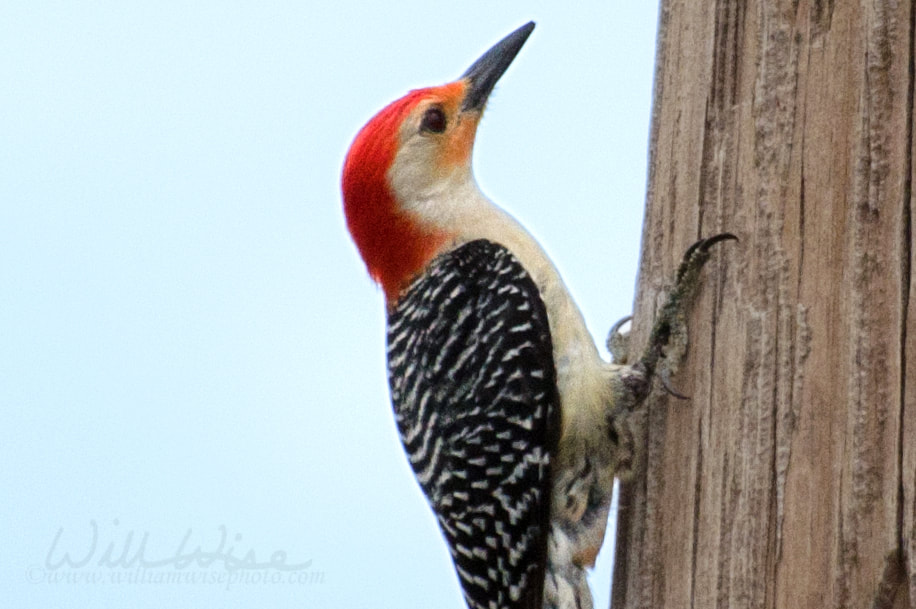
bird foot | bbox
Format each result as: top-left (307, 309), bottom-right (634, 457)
top-left (609, 233), bottom-right (736, 416)
top-left (640, 232), bottom-right (738, 385)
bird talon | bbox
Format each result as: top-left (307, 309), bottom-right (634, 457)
top-left (609, 315), bottom-right (632, 337)
top-left (698, 232), bottom-right (739, 251)
top-left (606, 315), bottom-right (632, 364)
top-left (676, 233), bottom-right (739, 283)
top-left (659, 370), bottom-right (690, 400)
top-left (640, 233), bottom-right (737, 378)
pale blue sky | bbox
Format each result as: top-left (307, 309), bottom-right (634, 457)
top-left (1, 2), bottom-right (658, 607)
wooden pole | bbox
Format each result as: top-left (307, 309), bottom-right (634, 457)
top-left (611, 1), bottom-right (916, 607)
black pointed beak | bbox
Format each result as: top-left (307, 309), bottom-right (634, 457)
top-left (460, 21), bottom-right (534, 112)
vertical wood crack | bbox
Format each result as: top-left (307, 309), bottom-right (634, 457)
top-left (897, 0), bottom-right (914, 600)
top-left (689, 415), bottom-right (704, 609)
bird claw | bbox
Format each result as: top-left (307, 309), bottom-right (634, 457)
top-left (606, 315), bottom-right (632, 364)
top-left (658, 369), bottom-right (690, 401)
top-left (608, 234), bottom-right (735, 416)
top-left (675, 233), bottom-right (738, 284)
top-left (640, 232), bottom-right (738, 386)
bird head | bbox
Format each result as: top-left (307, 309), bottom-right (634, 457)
top-left (342, 22), bottom-right (535, 302)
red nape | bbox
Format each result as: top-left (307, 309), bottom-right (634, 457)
top-left (342, 88), bottom-right (449, 302)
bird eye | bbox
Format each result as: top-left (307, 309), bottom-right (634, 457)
top-left (420, 107), bottom-right (447, 134)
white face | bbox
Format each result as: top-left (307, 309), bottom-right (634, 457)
top-left (388, 100), bottom-right (462, 201)
top-left (386, 83), bottom-right (483, 227)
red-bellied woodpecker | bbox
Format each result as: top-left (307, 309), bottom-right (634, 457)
top-left (341, 21), bottom-right (735, 609)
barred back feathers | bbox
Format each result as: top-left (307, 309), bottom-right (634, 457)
top-left (387, 240), bottom-right (560, 609)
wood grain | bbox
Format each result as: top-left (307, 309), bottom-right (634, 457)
top-left (611, 1), bottom-right (915, 607)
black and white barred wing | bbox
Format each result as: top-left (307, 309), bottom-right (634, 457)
top-left (387, 240), bottom-right (560, 609)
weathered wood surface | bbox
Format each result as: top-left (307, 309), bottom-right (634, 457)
top-left (611, 1), bottom-right (915, 607)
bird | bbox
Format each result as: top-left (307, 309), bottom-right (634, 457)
top-left (341, 21), bottom-right (735, 609)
